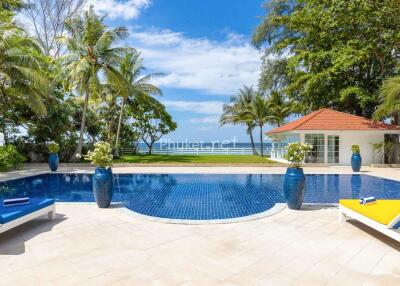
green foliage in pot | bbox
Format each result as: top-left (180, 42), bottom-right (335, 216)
top-left (48, 141), bottom-right (60, 153)
top-left (351, 144), bottom-right (360, 154)
top-left (0, 145), bottom-right (26, 171)
top-left (81, 141), bottom-right (113, 168)
top-left (284, 142), bottom-right (312, 168)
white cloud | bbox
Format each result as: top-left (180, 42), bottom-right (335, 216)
top-left (86, 0), bottom-right (151, 20)
top-left (128, 28), bottom-right (262, 95)
top-left (162, 100), bottom-right (224, 115)
top-left (189, 116), bottom-right (220, 124)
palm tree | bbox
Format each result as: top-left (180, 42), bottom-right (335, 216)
top-left (220, 86), bottom-right (258, 155)
top-left (114, 50), bottom-right (162, 157)
top-left (59, 6), bottom-right (128, 161)
top-left (373, 76), bottom-right (400, 125)
top-left (243, 92), bottom-right (278, 157)
top-left (0, 22), bottom-right (48, 116)
top-left (373, 76), bottom-right (400, 163)
top-left (267, 91), bottom-right (292, 126)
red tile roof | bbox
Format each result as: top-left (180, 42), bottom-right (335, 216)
top-left (266, 108), bottom-right (400, 135)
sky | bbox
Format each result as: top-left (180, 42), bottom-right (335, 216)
top-left (89, 0), bottom-right (268, 142)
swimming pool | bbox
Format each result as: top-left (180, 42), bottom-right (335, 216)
top-left (0, 173), bottom-right (399, 220)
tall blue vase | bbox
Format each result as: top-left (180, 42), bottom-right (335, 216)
top-left (93, 167), bottom-right (113, 208)
top-left (48, 153), bottom-right (59, 172)
top-left (351, 153), bottom-right (362, 172)
top-left (283, 167), bottom-right (306, 210)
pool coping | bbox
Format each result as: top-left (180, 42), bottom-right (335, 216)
top-left (57, 202), bottom-right (288, 224)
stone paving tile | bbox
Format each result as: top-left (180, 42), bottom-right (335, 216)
top-left (0, 203), bottom-right (399, 285)
top-left (0, 166), bottom-right (399, 285)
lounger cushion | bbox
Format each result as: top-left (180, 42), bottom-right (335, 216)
top-left (0, 198), bottom-right (54, 224)
top-left (339, 199), bottom-right (400, 226)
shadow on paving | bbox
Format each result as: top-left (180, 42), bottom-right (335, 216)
top-left (348, 220), bottom-right (400, 251)
top-left (0, 213), bottom-right (66, 255)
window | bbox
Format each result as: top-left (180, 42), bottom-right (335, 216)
top-left (328, 135), bottom-right (340, 164)
top-left (305, 134), bottom-right (325, 163)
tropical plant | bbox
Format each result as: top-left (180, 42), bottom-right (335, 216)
top-left (114, 49), bottom-right (162, 157)
top-left (0, 145), bottom-right (25, 171)
top-left (284, 143), bottom-right (312, 168)
top-left (373, 76), bottom-right (400, 125)
top-left (351, 144), bottom-right (360, 154)
top-left (220, 86), bottom-right (258, 155)
top-left (0, 23), bottom-right (48, 117)
top-left (82, 141), bottom-right (113, 168)
top-left (59, 6), bottom-right (129, 161)
top-left (243, 92), bottom-right (278, 157)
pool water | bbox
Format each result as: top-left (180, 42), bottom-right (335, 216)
top-left (0, 173), bottom-right (399, 220)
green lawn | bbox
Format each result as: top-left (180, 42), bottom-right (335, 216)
top-left (115, 154), bottom-right (281, 164)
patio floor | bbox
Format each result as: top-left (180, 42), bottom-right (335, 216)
top-left (0, 166), bottom-right (399, 285)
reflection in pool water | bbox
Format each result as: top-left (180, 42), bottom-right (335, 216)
top-left (0, 174), bottom-right (399, 220)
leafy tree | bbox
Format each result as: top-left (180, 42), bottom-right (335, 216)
top-left (0, 0), bottom-right (23, 22)
top-left (253, 0), bottom-right (400, 117)
top-left (243, 93), bottom-right (278, 157)
top-left (220, 86), bottom-right (258, 155)
top-left (114, 50), bottom-right (161, 157)
top-left (59, 6), bottom-right (129, 161)
top-left (129, 99), bottom-right (177, 155)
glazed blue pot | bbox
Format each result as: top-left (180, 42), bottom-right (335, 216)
top-left (93, 167), bottom-right (113, 208)
top-left (283, 167), bottom-right (306, 210)
top-left (351, 153), bottom-right (362, 172)
top-left (48, 153), bottom-right (59, 172)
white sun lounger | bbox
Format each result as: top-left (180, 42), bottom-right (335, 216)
top-left (339, 199), bottom-right (400, 243)
top-left (0, 198), bottom-right (56, 234)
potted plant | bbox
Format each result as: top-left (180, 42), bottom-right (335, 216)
top-left (351, 144), bottom-right (362, 172)
top-left (283, 142), bottom-right (312, 210)
top-left (82, 141), bottom-right (114, 208)
top-left (48, 142), bottom-right (60, 172)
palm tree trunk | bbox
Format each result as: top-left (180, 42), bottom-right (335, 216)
top-left (248, 127), bottom-right (258, 155)
top-left (71, 92), bottom-right (90, 162)
top-left (107, 119), bottom-right (113, 143)
top-left (392, 112), bottom-right (400, 163)
top-left (259, 125), bottom-right (264, 157)
top-left (114, 98), bottom-right (125, 157)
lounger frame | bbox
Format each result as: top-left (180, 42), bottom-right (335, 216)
top-left (0, 204), bottom-right (56, 234)
top-left (339, 204), bottom-right (400, 242)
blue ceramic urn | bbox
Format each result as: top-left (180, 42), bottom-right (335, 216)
top-left (351, 153), bottom-right (362, 172)
top-left (48, 153), bottom-right (59, 172)
top-left (92, 167), bottom-right (113, 208)
top-left (283, 167), bottom-right (306, 210)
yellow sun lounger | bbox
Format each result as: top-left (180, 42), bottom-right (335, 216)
top-left (339, 199), bottom-right (400, 242)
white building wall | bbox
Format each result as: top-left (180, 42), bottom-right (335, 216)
top-left (0, 133), bottom-right (4, 146)
top-left (298, 130), bottom-right (391, 166)
top-left (337, 131), bottom-right (384, 165)
top-left (269, 130), bottom-right (400, 166)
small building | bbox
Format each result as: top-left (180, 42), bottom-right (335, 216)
top-left (266, 108), bottom-right (400, 165)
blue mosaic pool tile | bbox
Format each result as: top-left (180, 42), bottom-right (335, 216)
top-left (0, 173), bottom-right (399, 220)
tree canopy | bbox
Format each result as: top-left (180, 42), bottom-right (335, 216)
top-left (253, 0), bottom-right (400, 117)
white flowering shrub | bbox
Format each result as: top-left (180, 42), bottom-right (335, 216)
top-left (284, 142), bottom-right (312, 168)
top-left (351, 144), bottom-right (360, 154)
top-left (82, 141), bottom-right (113, 168)
top-left (48, 141), bottom-right (60, 153)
